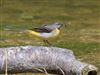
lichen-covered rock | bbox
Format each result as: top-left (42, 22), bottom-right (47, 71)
top-left (0, 46), bottom-right (98, 75)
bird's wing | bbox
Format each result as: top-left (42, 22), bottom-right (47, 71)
top-left (40, 24), bottom-right (55, 30)
top-left (31, 27), bottom-right (52, 33)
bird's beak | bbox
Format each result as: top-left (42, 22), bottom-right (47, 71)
top-left (64, 22), bottom-right (71, 28)
top-left (62, 24), bottom-right (66, 28)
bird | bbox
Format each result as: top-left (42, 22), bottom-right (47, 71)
top-left (26, 22), bottom-right (64, 45)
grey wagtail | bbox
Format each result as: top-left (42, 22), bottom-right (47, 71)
top-left (26, 22), bottom-right (64, 45)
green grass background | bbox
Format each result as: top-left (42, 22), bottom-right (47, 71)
top-left (0, 0), bottom-right (100, 75)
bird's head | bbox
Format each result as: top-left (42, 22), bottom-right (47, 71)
top-left (53, 22), bottom-right (66, 29)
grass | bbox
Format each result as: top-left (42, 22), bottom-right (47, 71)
top-left (0, 0), bottom-right (100, 75)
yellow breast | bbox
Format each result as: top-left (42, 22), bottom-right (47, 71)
top-left (51, 28), bottom-right (60, 37)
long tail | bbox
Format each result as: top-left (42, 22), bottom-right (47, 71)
top-left (25, 30), bottom-right (40, 36)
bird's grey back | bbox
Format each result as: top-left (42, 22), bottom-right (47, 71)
top-left (41, 22), bottom-right (62, 30)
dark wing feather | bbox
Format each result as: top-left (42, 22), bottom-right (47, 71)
top-left (31, 27), bottom-right (52, 33)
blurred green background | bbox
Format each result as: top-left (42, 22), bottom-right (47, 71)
top-left (0, 0), bottom-right (100, 75)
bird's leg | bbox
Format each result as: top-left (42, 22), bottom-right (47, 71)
top-left (43, 40), bottom-right (52, 46)
top-left (43, 40), bottom-right (47, 45)
top-left (45, 40), bottom-right (51, 46)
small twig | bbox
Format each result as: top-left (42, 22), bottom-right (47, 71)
top-left (42, 67), bottom-right (50, 75)
top-left (56, 65), bottom-right (65, 75)
top-left (34, 68), bottom-right (44, 73)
